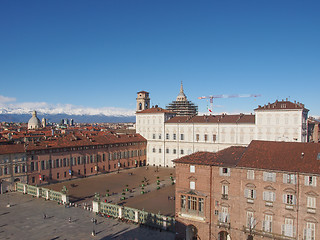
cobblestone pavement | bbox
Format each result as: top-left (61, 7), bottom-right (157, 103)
top-left (0, 192), bottom-right (175, 240)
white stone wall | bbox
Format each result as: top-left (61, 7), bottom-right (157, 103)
top-left (136, 107), bottom-right (308, 167)
top-left (255, 109), bottom-right (307, 142)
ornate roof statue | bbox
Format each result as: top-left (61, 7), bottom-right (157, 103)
top-left (176, 81), bottom-right (187, 101)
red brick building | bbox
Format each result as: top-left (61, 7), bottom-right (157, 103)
top-left (26, 132), bottom-right (147, 185)
top-left (174, 140), bottom-right (320, 240)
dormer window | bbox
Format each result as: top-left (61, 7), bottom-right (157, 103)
top-left (220, 167), bottom-right (230, 177)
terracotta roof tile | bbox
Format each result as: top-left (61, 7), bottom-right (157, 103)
top-left (238, 140), bottom-right (320, 174)
top-left (173, 146), bottom-right (246, 166)
top-left (0, 144), bottom-right (25, 155)
top-left (254, 100), bottom-right (309, 111)
top-left (166, 114), bottom-right (255, 124)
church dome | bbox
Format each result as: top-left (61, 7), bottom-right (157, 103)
top-left (28, 111), bottom-right (41, 130)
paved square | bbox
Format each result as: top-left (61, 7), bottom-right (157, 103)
top-left (0, 192), bottom-right (175, 240)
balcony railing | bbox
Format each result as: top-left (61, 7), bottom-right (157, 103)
top-left (221, 194), bottom-right (228, 200)
top-left (243, 226), bottom-right (295, 240)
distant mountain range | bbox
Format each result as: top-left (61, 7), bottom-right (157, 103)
top-left (0, 113), bottom-right (135, 123)
top-left (0, 105), bottom-right (136, 123)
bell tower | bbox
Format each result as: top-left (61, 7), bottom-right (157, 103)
top-left (136, 91), bottom-right (150, 112)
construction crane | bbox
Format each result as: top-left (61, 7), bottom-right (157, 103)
top-left (198, 94), bottom-right (261, 113)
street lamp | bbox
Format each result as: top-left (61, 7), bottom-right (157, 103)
top-left (91, 217), bottom-right (96, 236)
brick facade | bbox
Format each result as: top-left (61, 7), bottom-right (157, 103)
top-left (174, 141), bottom-right (320, 240)
top-left (25, 133), bottom-right (147, 185)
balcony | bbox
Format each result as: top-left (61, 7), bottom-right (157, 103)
top-left (247, 198), bottom-right (254, 204)
top-left (218, 213), bottom-right (230, 229)
top-left (265, 201), bottom-right (273, 207)
top-left (285, 204), bottom-right (294, 210)
top-left (243, 226), bottom-right (295, 240)
top-left (307, 207), bottom-right (316, 214)
top-left (221, 194), bottom-right (228, 200)
top-left (179, 208), bottom-right (205, 221)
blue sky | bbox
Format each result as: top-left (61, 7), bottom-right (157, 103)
top-left (0, 0), bottom-right (319, 116)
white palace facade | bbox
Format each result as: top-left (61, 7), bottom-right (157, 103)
top-left (135, 90), bottom-right (309, 168)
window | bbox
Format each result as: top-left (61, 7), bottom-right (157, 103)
top-left (190, 165), bottom-right (195, 173)
top-left (190, 181), bottom-right (195, 190)
top-left (188, 196), bottom-right (197, 211)
top-left (181, 195), bottom-right (204, 216)
top-left (57, 173), bottom-right (60, 179)
top-left (166, 148), bottom-right (169, 154)
top-left (283, 173), bottom-right (297, 184)
top-left (31, 162), bottom-right (35, 171)
top-left (64, 172), bottom-right (66, 177)
top-left (32, 177), bottom-right (35, 183)
top-left (282, 218), bottom-right (294, 237)
top-left (245, 188), bottom-right (256, 199)
top-left (180, 134), bottom-right (184, 140)
top-left (247, 211), bottom-right (255, 228)
top-left (219, 207), bottom-right (229, 223)
top-left (307, 196), bottom-right (316, 209)
top-left (304, 222), bottom-right (315, 240)
top-left (222, 185), bottom-right (229, 199)
top-left (198, 198), bottom-right (204, 212)
top-left (166, 133), bottom-right (169, 140)
top-left (263, 191), bottom-right (276, 202)
top-left (152, 134), bottom-right (156, 139)
top-left (213, 134), bottom-right (217, 142)
top-left (219, 167), bottom-right (230, 176)
top-left (159, 148), bottom-right (162, 153)
top-left (180, 149), bottom-right (184, 154)
top-left (283, 194), bottom-right (296, 205)
top-left (247, 170), bottom-right (255, 180)
top-left (263, 172), bottom-right (276, 182)
top-left (204, 134), bottom-right (208, 142)
top-left (305, 176), bottom-right (317, 187)
top-left (196, 134), bottom-right (199, 141)
top-left (173, 134), bottom-right (176, 140)
top-left (152, 148), bottom-right (156, 153)
top-left (263, 215), bottom-right (272, 232)
top-left (181, 195), bottom-right (186, 209)
top-left (173, 149), bottom-right (177, 154)
top-left (158, 134), bottom-right (161, 139)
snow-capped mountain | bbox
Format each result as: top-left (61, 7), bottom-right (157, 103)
top-left (0, 103), bottom-right (136, 123)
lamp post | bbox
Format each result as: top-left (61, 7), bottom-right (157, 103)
top-left (91, 217), bottom-right (96, 236)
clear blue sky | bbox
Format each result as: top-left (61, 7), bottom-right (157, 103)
top-left (0, 0), bottom-right (319, 116)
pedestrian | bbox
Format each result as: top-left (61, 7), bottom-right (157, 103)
top-left (43, 213), bottom-right (47, 219)
top-left (69, 217), bottom-right (71, 223)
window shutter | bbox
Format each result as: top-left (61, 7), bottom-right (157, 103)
top-left (244, 188), bottom-right (249, 198)
top-left (253, 190), bottom-right (257, 199)
top-left (293, 175), bottom-right (297, 185)
top-left (263, 191), bottom-right (267, 201)
top-left (281, 225), bottom-right (285, 235)
top-left (219, 168), bottom-right (223, 176)
top-left (293, 195), bottom-right (296, 205)
top-left (305, 176), bottom-right (309, 186)
top-left (272, 192), bottom-right (276, 202)
top-left (227, 168), bottom-right (231, 176)
top-left (272, 173), bottom-right (276, 182)
top-left (283, 194), bottom-right (287, 204)
top-left (263, 172), bottom-right (267, 181)
top-left (283, 174), bottom-right (288, 183)
top-left (313, 176), bottom-right (317, 187)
